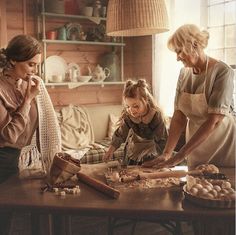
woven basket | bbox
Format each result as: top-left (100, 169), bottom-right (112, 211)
top-left (49, 152), bottom-right (81, 184)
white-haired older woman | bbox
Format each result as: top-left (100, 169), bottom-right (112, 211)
top-left (144, 24), bottom-right (235, 169)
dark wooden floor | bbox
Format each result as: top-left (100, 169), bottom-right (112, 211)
top-left (9, 212), bottom-right (194, 235)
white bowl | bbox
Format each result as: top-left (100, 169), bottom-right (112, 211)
top-left (77, 76), bottom-right (92, 83)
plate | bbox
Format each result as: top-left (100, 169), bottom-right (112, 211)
top-left (66, 23), bottom-right (82, 40)
top-left (183, 185), bottom-right (235, 209)
top-left (44, 55), bottom-right (67, 82)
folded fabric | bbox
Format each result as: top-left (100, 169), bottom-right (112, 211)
top-left (57, 105), bottom-right (94, 150)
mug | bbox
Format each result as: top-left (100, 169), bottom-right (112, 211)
top-left (82, 7), bottom-right (93, 17)
top-left (58, 26), bottom-right (67, 40)
top-left (51, 75), bottom-right (63, 83)
top-left (46, 30), bottom-right (57, 40)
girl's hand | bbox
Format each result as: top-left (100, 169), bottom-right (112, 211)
top-left (103, 145), bottom-right (116, 163)
top-left (142, 153), bottom-right (171, 168)
top-left (24, 76), bottom-right (40, 104)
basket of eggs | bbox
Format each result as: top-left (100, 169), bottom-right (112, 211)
top-left (183, 164), bottom-right (235, 208)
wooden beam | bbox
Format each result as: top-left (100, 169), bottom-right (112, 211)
top-left (0, 0), bottom-right (7, 47)
top-left (22, 0), bottom-right (27, 34)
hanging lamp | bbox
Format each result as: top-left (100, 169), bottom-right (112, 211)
top-left (106, 0), bottom-right (169, 37)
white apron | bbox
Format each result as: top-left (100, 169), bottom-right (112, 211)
top-left (178, 59), bottom-right (236, 169)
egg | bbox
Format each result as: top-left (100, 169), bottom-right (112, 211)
top-left (190, 187), bottom-right (199, 196)
top-left (227, 188), bottom-right (235, 194)
top-left (221, 181), bottom-right (231, 189)
top-left (198, 188), bottom-right (209, 196)
top-left (213, 185), bottom-right (221, 192)
top-left (209, 189), bottom-right (218, 198)
top-left (220, 188), bottom-right (229, 195)
top-left (204, 185), bottom-right (213, 192)
top-left (204, 193), bottom-right (214, 199)
top-left (194, 183), bottom-right (203, 190)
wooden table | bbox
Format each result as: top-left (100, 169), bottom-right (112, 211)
top-left (0, 165), bottom-right (234, 235)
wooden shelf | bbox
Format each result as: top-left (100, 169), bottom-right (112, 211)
top-left (42, 12), bottom-right (106, 22)
top-left (45, 81), bottom-right (125, 89)
top-left (42, 39), bottom-right (125, 46)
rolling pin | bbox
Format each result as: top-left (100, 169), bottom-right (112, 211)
top-left (77, 172), bottom-right (120, 199)
top-left (121, 170), bottom-right (202, 183)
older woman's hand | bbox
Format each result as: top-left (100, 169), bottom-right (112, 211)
top-left (157, 152), bottom-right (186, 169)
top-left (142, 153), bottom-right (171, 168)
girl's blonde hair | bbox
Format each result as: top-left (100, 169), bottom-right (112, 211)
top-left (119, 79), bottom-right (166, 124)
top-left (167, 24), bottom-right (209, 55)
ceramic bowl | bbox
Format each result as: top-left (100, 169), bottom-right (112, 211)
top-left (77, 76), bottom-right (92, 83)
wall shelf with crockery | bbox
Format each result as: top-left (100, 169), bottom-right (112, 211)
top-left (37, 0), bottom-right (125, 84)
top-left (45, 81), bottom-right (125, 89)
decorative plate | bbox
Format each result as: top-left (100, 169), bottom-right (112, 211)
top-left (66, 23), bottom-right (82, 41)
top-left (43, 55), bottom-right (67, 82)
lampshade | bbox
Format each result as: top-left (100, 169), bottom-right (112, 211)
top-left (106, 0), bottom-right (169, 37)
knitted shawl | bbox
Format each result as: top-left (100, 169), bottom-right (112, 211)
top-left (19, 80), bottom-right (61, 175)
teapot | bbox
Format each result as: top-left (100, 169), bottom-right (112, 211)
top-left (88, 64), bottom-right (110, 82)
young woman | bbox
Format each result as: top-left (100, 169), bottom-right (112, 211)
top-left (104, 79), bottom-right (168, 165)
top-left (0, 35), bottom-right (61, 184)
top-left (143, 24), bottom-right (235, 169)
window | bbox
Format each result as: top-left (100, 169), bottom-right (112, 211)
top-left (153, 0), bottom-right (236, 116)
top-left (207, 0), bottom-right (236, 108)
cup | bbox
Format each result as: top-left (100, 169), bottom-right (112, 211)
top-left (46, 30), bottom-right (58, 40)
top-left (51, 75), bottom-right (63, 83)
top-left (82, 7), bottom-right (93, 17)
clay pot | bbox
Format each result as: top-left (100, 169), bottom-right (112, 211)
top-left (49, 152), bottom-right (81, 184)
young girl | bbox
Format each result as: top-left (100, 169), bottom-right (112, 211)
top-left (104, 79), bottom-right (168, 165)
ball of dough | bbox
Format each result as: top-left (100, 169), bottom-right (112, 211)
top-left (195, 164), bottom-right (219, 174)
